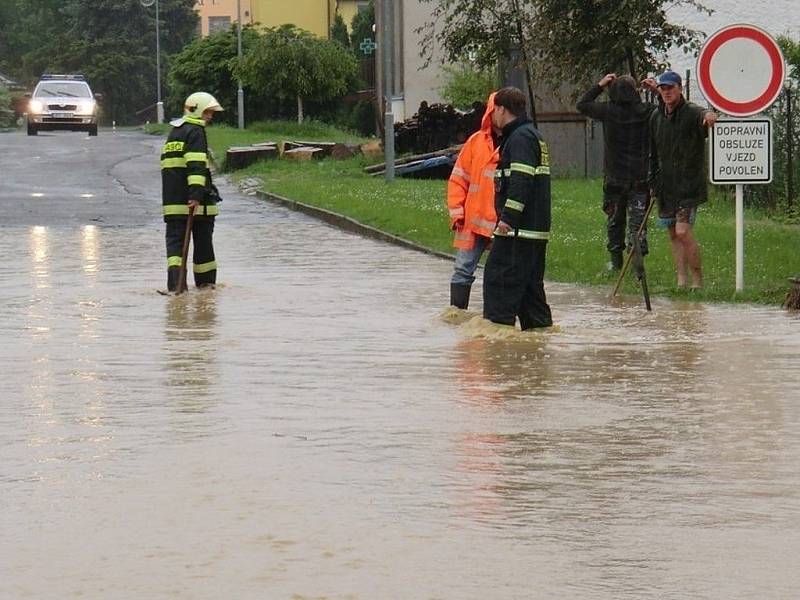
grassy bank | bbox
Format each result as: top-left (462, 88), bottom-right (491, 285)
top-left (145, 121), bottom-right (369, 153)
top-left (157, 121), bottom-right (798, 305)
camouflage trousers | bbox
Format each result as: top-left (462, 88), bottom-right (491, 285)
top-left (602, 178), bottom-right (649, 256)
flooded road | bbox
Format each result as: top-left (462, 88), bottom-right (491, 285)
top-left (2, 129), bottom-right (799, 599)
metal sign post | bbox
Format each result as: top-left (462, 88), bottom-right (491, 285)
top-left (697, 24), bottom-right (786, 292)
top-left (710, 118), bottom-right (772, 291)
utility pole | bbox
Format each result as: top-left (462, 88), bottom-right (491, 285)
top-left (237, 0), bottom-right (245, 129)
top-left (382, 0), bottom-right (394, 182)
top-left (140, 0), bottom-right (163, 123)
top-left (155, 0), bottom-right (163, 123)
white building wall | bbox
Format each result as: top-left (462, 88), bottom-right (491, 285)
top-left (400, 2), bottom-right (446, 118)
top-left (664, 0), bottom-right (798, 102)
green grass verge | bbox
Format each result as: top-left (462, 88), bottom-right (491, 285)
top-left (194, 122), bottom-right (799, 306)
top-left (144, 120), bottom-right (370, 154)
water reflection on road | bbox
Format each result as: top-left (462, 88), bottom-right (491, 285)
top-left (2, 177), bottom-right (800, 598)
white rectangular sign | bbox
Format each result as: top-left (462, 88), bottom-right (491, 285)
top-left (710, 118), bottom-right (772, 184)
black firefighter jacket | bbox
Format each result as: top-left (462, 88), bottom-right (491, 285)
top-left (494, 117), bottom-right (551, 242)
top-left (160, 116), bottom-right (219, 220)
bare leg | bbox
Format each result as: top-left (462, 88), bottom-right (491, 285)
top-left (676, 222), bottom-right (703, 288)
top-left (668, 226), bottom-right (687, 287)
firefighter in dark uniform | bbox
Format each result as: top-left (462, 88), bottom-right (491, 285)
top-left (160, 92), bottom-right (223, 292)
top-left (483, 87), bottom-right (553, 329)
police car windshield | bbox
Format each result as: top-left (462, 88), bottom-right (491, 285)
top-left (35, 82), bottom-right (91, 98)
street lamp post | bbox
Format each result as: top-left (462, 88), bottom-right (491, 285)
top-left (381, 0), bottom-right (394, 183)
top-left (141, 0), bottom-right (163, 123)
top-left (237, 0), bottom-right (244, 129)
top-left (155, 0), bottom-right (163, 123)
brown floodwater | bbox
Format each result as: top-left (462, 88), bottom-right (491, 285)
top-left (2, 130), bottom-right (799, 599)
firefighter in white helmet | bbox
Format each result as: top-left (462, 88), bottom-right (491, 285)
top-left (160, 92), bottom-right (224, 291)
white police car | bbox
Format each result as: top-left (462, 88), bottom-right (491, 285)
top-left (27, 74), bottom-right (100, 136)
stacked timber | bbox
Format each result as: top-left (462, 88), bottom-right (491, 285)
top-left (284, 141), bottom-right (362, 159)
top-left (330, 143), bottom-right (361, 160)
top-left (283, 146), bottom-right (324, 161)
top-left (225, 140), bottom-right (367, 170)
top-left (284, 140), bottom-right (336, 156)
top-left (225, 143), bottom-right (278, 170)
top-left (395, 101), bottom-right (485, 155)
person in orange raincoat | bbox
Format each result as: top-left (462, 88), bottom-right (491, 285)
top-left (447, 93), bottom-right (500, 309)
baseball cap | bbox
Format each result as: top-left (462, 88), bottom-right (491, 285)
top-left (656, 70), bottom-right (682, 88)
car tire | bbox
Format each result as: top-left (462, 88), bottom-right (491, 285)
top-left (27, 123), bottom-right (38, 136)
top-left (88, 124), bottom-right (98, 137)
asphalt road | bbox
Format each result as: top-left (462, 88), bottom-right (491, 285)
top-left (0, 127), bottom-right (163, 227)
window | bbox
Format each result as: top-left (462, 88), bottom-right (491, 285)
top-left (208, 15), bottom-right (231, 35)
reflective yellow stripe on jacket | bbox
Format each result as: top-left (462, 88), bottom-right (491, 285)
top-left (185, 152), bottom-right (208, 165)
top-left (509, 162), bottom-right (551, 177)
top-left (163, 204), bottom-right (220, 217)
top-left (504, 199), bottom-right (525, 212)
top-left (494, 229), bottom-right (550, 241)
top-left (161, 157), bottom-right (186, 169)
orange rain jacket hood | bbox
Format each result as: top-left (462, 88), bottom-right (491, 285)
top-left (447, 93), bottom-right (500, 249)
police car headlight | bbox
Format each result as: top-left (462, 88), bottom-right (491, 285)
top-left (29, 100), bottom-right (44, 113)
top-left (76, 100), bottom-right (95, 115)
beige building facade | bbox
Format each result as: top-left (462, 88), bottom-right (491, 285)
top-left (195, 0), bottom-right (253, 37)
top-left (195, 0), bottom-right (366, 39)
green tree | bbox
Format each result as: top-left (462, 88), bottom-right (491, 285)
top-left (238, 25), bottom-right (358, 124)
top-left (441, 63), bottom-right (497, 109)
top-left (535, 0), bottom-right (710, 84)
top-left (0, 0), bottom-right (197, 123)
top-left (63, 0), bottom-right (198, 123)
top-left (0, 84), bottom-right (15, 128)
top-left (779, 36), bottom-right (800, 83)
top-left (419, 0), bottom-right (710, 123)
top-left (418, 0), bottom-right (539, 121)
top-left (331, 13), bottom-right (350, 49)
top-left (2, 0), bottom-right (69, 82)
top-left (168, 25), bottom-right (261, 124)
top-left (752, 36), bottom-right (800, 210)
top-left (0, 2), bottom-right (21, 74)
top-left (349, 2), bottom-right (375, 56)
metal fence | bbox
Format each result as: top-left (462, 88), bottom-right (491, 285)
top-left (359, 56), bottom-right (375, 89)
top-left (747, 86), bottom-right (799, 210)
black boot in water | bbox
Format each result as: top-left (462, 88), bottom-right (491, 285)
top-left (450, 283), bottom-right (472, 309)
top-left (607, 250), bottom-right (623, 272)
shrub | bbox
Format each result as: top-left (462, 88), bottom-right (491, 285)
top-left (0, 84), bottom-right (15, 128)
top-left (441, 63), bottom-right (497, 110)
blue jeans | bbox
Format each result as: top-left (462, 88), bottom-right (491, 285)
top-left (451, 235), bottom-right (491, 286)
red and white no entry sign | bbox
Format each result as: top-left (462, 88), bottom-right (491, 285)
top-left (697, 24), bottom-right (786, 117)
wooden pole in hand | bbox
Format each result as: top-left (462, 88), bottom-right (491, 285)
top-left (175, 205), bottom-right (195, 295)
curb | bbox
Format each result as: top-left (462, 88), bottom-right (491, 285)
top-left (255, 189), bottom-right (456, 263)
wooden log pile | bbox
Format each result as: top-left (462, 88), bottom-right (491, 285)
top-left (224, 140), bottom-right (366, 170)
top-left (225, 143), bottom-right (278, 170)
top-left (395, 101), bottom-right (485, 155)
top-left (284, 146), bottom-right (324, 161)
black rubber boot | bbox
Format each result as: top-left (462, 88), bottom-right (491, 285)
top-left (450, 283), bottom-right (472, 309)
top-left (607, 250), bottom-right (623, 272)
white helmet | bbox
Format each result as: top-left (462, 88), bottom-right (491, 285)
top-left (183, 92), bottom-right (224, 116)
